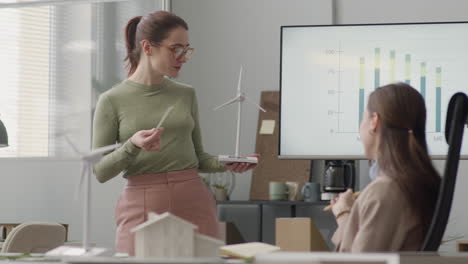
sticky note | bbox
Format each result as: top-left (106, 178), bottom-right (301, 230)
top-left (259, 120), bottom-right (275, 135)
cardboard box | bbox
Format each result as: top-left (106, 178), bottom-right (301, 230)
top-left (275, 217), bottom-right (329, 251)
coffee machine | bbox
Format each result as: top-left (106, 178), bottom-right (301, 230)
top-left (321, 160), bottom-right (355, 200)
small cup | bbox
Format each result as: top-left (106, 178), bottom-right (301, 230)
top-left (286, 182), bottom-right (300, 201)
top-left (301, 182), bottom-right (321, 202)
top-left (214, 188), bottom-right (228, 201)
top-left (269, 182), bottom-right (288, 201)
top-left (296, 182), bottom-right (306, 201)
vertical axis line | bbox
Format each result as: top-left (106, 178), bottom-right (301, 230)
top-left (337, 41), bottom-right (341, 132)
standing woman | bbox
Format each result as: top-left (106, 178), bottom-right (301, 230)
top-left (92, 11), bottom-right (257, 255)
top-left (330, 83), bottom-right (441, 252)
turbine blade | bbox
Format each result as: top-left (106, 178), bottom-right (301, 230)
top-left (75, 163), bottom-right (87, 200)
top-left (213, 96), bottom-right (241, 111)
top-left (86, 143), bottom-right (121, 157)
top-left (244, 96), bottom-right (267, 112)
top-left (64, 135), bottom-right (82, 155)
top-left (237, 65), bottom-right (243, 94)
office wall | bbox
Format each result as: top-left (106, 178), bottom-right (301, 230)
top-left (335, 0), bottom-right (468, 24)
top-left (0, 158), bottom-right (125, 248)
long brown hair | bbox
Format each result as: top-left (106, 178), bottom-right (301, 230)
top-left (367, 82), bottom-right (441, 234)
top-left (124, 11), bottom-right (188, 76)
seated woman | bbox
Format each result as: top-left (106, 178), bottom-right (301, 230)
top-left (330, 82), bottom-right (441, 252)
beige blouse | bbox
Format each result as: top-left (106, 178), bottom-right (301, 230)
top-left (332, 175), bottom-right (424, 252)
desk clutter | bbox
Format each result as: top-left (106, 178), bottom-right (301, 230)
top-left (220, 242), bottom-right (279, 259)
top-left (2, 252), bottom-right (468, 264)
top-left (268, 181), bottom-right (322, 202)
top-left (2, 217), bottom-right (468, 263)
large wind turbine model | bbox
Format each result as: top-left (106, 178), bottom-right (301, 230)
top-left (46, 138), bottom-right (121, 257)
top-left (214, 66), bottom-right (266, 164)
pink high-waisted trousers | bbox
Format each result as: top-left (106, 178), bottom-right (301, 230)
top-left (114, 168), bottom-right (220, 255)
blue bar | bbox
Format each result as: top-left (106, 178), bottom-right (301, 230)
top-left (436, 87), bottom-right (441, 132)
top-left (421, 77), bottom-right (426, 99)
top-left (374, 48), bottom-right (380, 89)
top-left (436, 67), bottom-right (442, 133)
top-left (359, 89), bottom-right (365, 127)
top-left (420, 62), bottom-right (426, 99)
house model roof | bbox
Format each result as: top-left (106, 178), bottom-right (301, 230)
top-left (131, 212), bottom-right (198, 233)
top-left (195, 233), bottom-right (224, 244)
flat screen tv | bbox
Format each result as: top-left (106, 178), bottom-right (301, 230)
top-left (279, 22), bottom-right (468, 159)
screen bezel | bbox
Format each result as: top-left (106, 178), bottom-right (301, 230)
top-left (278, 21), bottom-right (468, 160)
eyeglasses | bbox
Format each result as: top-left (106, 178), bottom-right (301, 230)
top-left (172, 46), bottom-right (194, 60)
top-left (156, 44), bottom-right (194, 61)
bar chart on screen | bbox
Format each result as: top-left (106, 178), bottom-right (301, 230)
top-left (324, 41), bottom-right (460, 146)
top-left (280, 22), bottom-right (468, 157)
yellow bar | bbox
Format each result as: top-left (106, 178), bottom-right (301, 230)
top-left (360, 57), bottom-right (365, 88)
top-left (405, 54), bottom-right (411, 82)
top-left (374, 48), bottom-right (380, 69)
top-left (436, 67), bottom-right (442, 87)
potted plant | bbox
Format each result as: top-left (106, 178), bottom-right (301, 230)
top-left (212, 184), bottom-right (229, 201)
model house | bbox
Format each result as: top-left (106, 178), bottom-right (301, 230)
top-left (194, 233), bottom-right (225, 258)
top-left (131, 212), bottom-right (224, 258)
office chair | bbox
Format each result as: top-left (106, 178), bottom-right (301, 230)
top-left (1, 222), bottom-right (66, 253)
top-left (421, 92), bottom-right (468, 251)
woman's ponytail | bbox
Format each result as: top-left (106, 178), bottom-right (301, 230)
top-left (407, 129), bottom-right (426, 170)
top-left (122, 11), bottom-right (189, 77)
top-left (124, 16), bottom-right (142, 76)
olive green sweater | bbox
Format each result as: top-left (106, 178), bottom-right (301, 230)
top-left (92, 78), bottom-right (226, 183)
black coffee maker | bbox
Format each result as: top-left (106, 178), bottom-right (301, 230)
top-left (322, 160), bottom-right (355, 193)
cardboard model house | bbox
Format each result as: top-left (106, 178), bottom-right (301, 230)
top-left (131, 212), bottom-right (224, 258)
top-left (194, 232), bottom-right (225, 258)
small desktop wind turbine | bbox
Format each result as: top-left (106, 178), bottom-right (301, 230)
top-left (46, 137), bottom-right (121, 257)
top-left (214, 66), bottom-right (266, 164)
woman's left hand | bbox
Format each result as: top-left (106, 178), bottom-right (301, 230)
top-left (331, 189), bottom-right (354, 218)
top-left (224, 154), bottom-right (260, 173)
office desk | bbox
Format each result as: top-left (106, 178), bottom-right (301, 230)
top-left (216, 200), bottom-right (336, 249)
top-left (2, 253), bottom-right (468, 264)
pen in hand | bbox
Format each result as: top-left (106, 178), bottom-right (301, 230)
top-left (156, 105), bottom-right (175, 129)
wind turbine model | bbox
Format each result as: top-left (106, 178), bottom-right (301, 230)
top-left (46, 137), bottom-right (121, 257)
top-left (214, 66), bottom-right (266, 164)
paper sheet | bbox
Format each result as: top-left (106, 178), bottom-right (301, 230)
top-left (259, 120), bottom-right (275, 135)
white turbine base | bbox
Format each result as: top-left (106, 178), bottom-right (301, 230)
top-left (218, 155), bottom-right (258, 164)
top-left (46, 246), bottom-right (112, 257)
